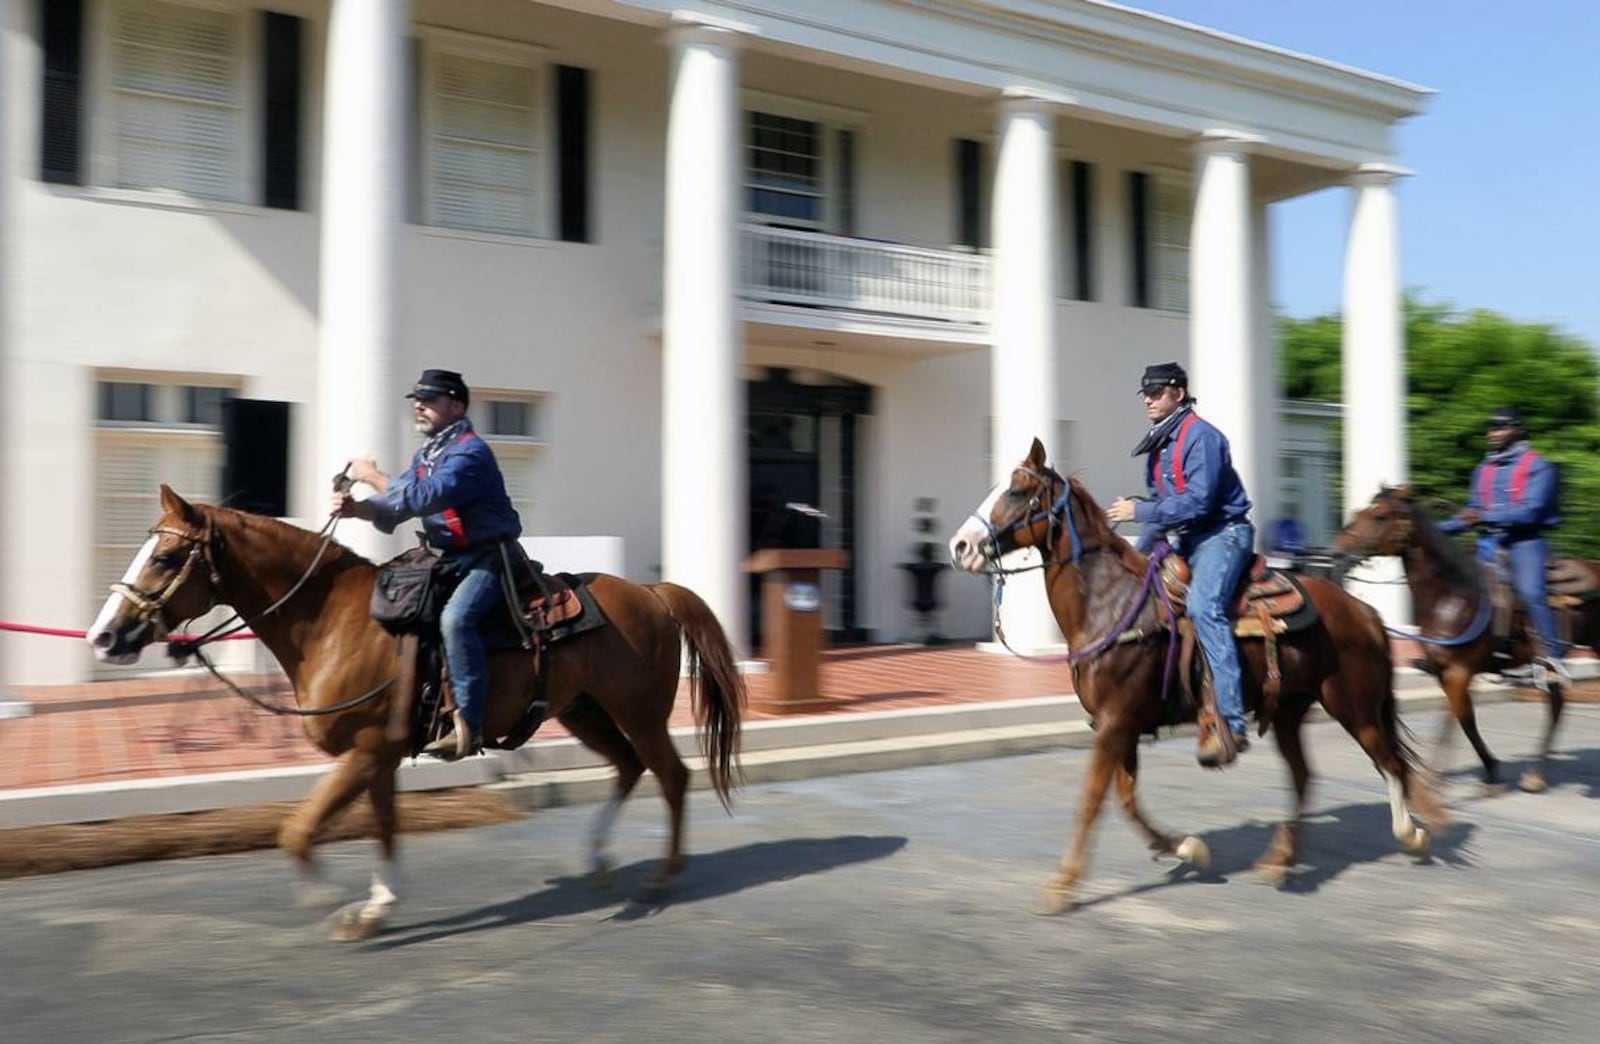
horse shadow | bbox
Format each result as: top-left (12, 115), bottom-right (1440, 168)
top-left (1438, 744), bottom-right (1600, 799)
top-left (372, 834), bottom-right (907, 949)
top-left (1070, 798), bottom-right (1480, 912)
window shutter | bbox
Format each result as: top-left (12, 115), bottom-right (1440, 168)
top-left (955, 138), bottom-right (983, 249)
top-left (1070, 160), bottom-right (1094, 302)
top-left (1153, 174), bottom-right (1191, 313)
top-left (40, 0), bottom-right (85, 184)
top-left (834, 128), bottom-right (856, 236)
top-left (109, 0), bottom-right (243, 201)
top-left (430, 50), bottom-right (540, 236)
top-left (1128, 171), bottom-right (1150, 308)
top-left (261, 12), bottom-right (303, 209)
top-left (555, 64), bottom-right (590, 243)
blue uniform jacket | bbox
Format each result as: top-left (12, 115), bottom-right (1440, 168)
top-left (1439, 441), bottom-right (1559, 549)
top-left (371, 423), bottom-right (523, 553)
top-left (1132, 412), bottom-right (1253, 554)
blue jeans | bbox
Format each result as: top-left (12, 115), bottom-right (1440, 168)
top-left (1186, 520), bottom-right (1256, 737)
top-left (439, 553), bottom-right (503, 735)
top-left (1481, 537), bottom-right (1567, 660)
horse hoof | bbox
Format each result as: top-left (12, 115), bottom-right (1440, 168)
top-left (1035, 882), bottom-right (1075, 916)
top-left (1176, 836), bottom-right (1211, 871)
top-left (1254, 862), bottom-right (1289, 887)
top-left (328, 902), bottom-right (384, 943)
top-left (1518, 771), bottom-right (1548, 794)
top-left (1482, 781), bottom-right (1509, 799)
top-left (1399, 827), bottom-right (1431, 858)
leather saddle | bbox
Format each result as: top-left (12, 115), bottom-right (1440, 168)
top-left (1159, 553), bottom-right (1314, 638)
top-left (1546, 556), bottom-right (1600, 608)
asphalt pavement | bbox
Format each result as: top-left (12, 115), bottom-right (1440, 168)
top-left (0, 700), bottom-right (1595, 1044)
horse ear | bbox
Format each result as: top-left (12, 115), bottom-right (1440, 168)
top-left (159, 484), bottom-right (201, 525)
top-left (1027, 437), bottom-right (1048, 469)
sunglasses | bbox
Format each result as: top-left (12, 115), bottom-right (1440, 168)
top-left (1139, 385), bottom-right (1175, 399)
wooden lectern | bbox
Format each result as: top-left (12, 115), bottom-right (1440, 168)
top-left (744, 548), bottom-right (851, 713)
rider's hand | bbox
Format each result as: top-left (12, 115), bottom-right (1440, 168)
top-left (1460, 508), bottom-right (1481, 528)
top-left (346, 458), bottom-right (384, 488)
top-left (1105, 497), bottom-right (1138, 526)
top-left (331, 491), bottom-right (363, 519)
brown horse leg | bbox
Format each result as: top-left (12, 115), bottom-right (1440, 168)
top-left (280, 749), bottom-right (381, 907)
top-left (1041, 727), bottom-right (1127, 915)
top-left (1256, 700), bottom-right (1312, 886)
top-left (1440, 663), bottom-right (1500, 789)
top-left (1519, 681), bottom-right (1566, 793)
top-left (330, 756), bottom-right (405, 943)
top-left (558, 695), bottom-right (647, 879)
top-left (1114, 744), bottom-right (1209, 870)
top-left (601, 685), bottom-right (691, 900)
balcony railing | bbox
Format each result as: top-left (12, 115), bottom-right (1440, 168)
top-left (739, 224), bottom-right (990, 327)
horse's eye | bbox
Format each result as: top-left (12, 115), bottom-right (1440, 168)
top-left (152, 552), bottom-right (182, 569)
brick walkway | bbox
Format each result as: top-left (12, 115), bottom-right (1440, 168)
top-left (0, 644), bottom-right (1076, 792)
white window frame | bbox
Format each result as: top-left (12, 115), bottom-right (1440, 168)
top-left (86, 0), bottom-right (260, 207)
top-left (470, 389), bottom-right (548, 533)
top-left (417, 26), bottom-right (551, 240)
top-left (741, 91), bottom-right (866, 235)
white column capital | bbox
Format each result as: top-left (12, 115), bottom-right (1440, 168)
top-left (1349, 162), bottom-right (1414, 187)
top-left (1195, 128), bottom-right (1264, 157)
top-left (998, 86), bottom-right (1077, 115)
top-left (667, 10), bottom-right (757, 49)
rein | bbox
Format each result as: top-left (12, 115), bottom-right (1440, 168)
top-left (975, 472), bottom-right (1183, 702)
top-left (120, 499), bottom-right (399, 718)
top-left (1345, 502), bottom-right (1494, 648)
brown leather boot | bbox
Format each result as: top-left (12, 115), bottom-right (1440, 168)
top-left (421, 712), bottom-right (479, 761)
top-left (1196, 728), bottom-right (1249, 768)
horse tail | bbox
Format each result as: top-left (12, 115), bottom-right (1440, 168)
top-left (650, 582), bottom-right (747, 808)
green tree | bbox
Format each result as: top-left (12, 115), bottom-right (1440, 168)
top-left (1280, 295), bottom-right (1600, 557)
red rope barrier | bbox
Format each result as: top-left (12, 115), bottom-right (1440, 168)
top-left (0, 621), bottom-right (257, 641)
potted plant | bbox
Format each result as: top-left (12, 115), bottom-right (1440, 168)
top-left (898, 497), bottom-right (948, 645)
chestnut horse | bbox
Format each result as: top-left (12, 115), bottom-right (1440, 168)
top-left (88, 486), bottom-right (745, 940)
top-left (949, 440), bottom-right (1442, 913)
top-left (1334, 485), bottom-right (1587, 793)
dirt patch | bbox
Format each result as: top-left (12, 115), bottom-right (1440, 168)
top-left (0, 789), bottom-right (526, 881)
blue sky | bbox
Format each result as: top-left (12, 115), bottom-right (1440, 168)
top-left (1128, 0), bottom-right (1600, 347)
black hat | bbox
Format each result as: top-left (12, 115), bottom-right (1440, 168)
top-left (1138, 362), bottom-right (1188, 395)
top-left (1487, 406), bottom-right (1523, 429)
top-left (407, 368), bottom-right (470, 406)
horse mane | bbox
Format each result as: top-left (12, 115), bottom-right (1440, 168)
top-left (1401, 493), bottom-right (1478, 588)
top-left (198, 502), bottom-right (374, 575)
top-left (1063, 475), bottom-right (1148, 574)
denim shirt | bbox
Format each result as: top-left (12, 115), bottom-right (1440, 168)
top-left (1439, 440), bottom-right (1560, 548)
top-left (1132, 413), bottom-right (1253, 554)
top-left (371, 423), bottom-right (522, 552)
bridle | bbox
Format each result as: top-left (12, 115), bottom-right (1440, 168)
top-left (1344, 494), bottom-right (1494, 647)
top-left (963, 465), bottom-right (1099, 576)
top-left (107, 507), bottom-right (394, 717)
top-left (967, 468), bottom-right (1182, 697)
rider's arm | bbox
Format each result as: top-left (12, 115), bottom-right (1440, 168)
top-left (1131, 427), bottom-right (1223, 531)
top-left (1437, 464), bottom-right (1483, 533)
top-left (378, 445), bottom-right (488, 525)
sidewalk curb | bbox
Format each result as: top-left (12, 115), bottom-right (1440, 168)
top-left (0, 679), bottom-right (1543, 830)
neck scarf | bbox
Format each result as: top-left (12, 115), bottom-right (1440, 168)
top-left (1486, 438), bottom-right (1529, 466)
top-left (419, 418), bottom-right (472, 472)
top-left (1131, 403), bottom-right (1194, 458)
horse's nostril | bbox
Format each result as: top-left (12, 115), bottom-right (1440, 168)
top-left (954, 540), bottom-right (968, 556)
top-left (92, 631), bottom-right (113, 650)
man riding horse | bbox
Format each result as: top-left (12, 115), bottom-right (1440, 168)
top-left (1436, 406), bottom-right (1566, 678)
top-left (332, 368), bottom-right (523, 760)
top-left (1105, 362), bottom-right (1255, 766)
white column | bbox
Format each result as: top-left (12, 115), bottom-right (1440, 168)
top-left (1341, 164), bottom-right (1411, 626)
top-left (1249, 201), bottom-right (1280, 550)
top-left (317, 0), bottom-right (408, 561)
top-left (662, 16), bottom-right (747, 656)
top-left (1188, 131), bottom-right (1261, 509)
top-left (0, 0), bottom-right (29, 714)
top-left (988, 90), bottom-right (1064, 653)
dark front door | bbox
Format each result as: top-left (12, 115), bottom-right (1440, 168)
top-left (747, 368), bottom-right (871, 648)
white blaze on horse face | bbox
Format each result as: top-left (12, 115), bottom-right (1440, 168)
top-left (949, 483), bottom-right (1005, 573)
top-left (87, 536), bottom-right (159, 663)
